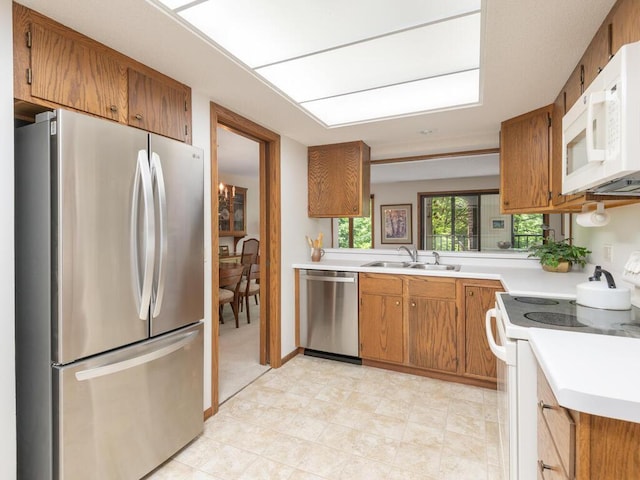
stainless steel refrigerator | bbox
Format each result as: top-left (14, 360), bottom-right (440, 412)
top-left (15, 109), bottom-right (205, 479)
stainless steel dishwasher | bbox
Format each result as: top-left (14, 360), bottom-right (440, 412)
top-left (299, 270), bottom-right (359, 360)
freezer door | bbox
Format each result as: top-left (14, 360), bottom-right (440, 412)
top-left (149, 134), bottom-right (204, 335)
top-left (55, 110), bottom-right (150, 364)
top-left (53, 322), bottom-right (204, 480)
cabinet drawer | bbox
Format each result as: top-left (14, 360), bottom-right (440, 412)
top-left (538, 414), bottom-right (570, 480)
top-left (407, 276), bottom-right (456, 299)
top-left (538, 367), bottom-right (575, 478)
top-left (360, 273), bottom-right (402, 296)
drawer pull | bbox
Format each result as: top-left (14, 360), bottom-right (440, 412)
top-left (135, 113), bottom-right (143, 120)
top-left (538, 400), bottom-right (552, 410)
top-left (538, 460), bottom-right (553, 472)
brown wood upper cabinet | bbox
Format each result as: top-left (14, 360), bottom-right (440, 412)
top-left (308, 141), bottom-right (371, 217)
top-left (500, 105), bottom-right (553, 213)
top-left (128, 68), bottom-right (190, 142)
top-left (13, 3), bottom-right (192, 143)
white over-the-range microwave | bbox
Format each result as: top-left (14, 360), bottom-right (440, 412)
top-left (563, 41), bottom-right (640, 195)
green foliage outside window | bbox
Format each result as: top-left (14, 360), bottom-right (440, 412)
top-left (338, 217), bottom-right (372, 249)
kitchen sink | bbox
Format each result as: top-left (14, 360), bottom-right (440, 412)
top-left (361, 261), bottom-right (461, 271)
top-left (409, 263), bottom-right (461, 271)
top-left (361, 261), bottom-right (411, 268)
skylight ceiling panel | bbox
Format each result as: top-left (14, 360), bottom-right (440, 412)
top-left (158, 0), bottom-right (193, 9)
top-left (176, 0), bottom-right (480, 67)
top-left (256, 13), bottom-right (480, 103)
top-left (302, 69), bottom-right (480, 126)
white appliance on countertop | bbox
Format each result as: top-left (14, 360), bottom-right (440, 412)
top-left (562, 41), bottom-right (640, 195)
top-left (15, 109), bottom-right (205, 479)
top-left (485, 292), bottom-right (640, 480)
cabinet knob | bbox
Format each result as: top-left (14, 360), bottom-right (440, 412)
top-left (411, 302), bottom-right (416, 307)
top-left (538, 460), bottom-right (552, 472)
top-left (395, 301), bottom-right (400, 306)
top-left (538, 400), bottom-right (552, 410)
top-left (134, 113), bottom-right (143, 120)
top-left (468, 291), bottom-right (474, 296)
top-left (109, 105), bottom-right (118, 113)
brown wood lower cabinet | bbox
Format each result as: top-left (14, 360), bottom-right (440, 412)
top-left (407, 277), bottom-right (457, 373)
top-left (460, 280), bottom-right (503, 382)
top-left (537, 365), bottom-right (640, 479)
top-left (359, 273), bottom-right (403, 363)
top-left (358, 273), bottom-right (501, 387)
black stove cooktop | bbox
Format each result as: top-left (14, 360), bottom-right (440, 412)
top-left (501, 294), bottom-right (640, 338)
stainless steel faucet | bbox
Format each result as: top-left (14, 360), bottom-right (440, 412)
top-left (432, 251), bottom-right (440, 265)
top-left (397, 245), bottom-right (418, 262)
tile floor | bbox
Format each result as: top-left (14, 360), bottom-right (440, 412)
top-left (147, 355), bottom-right (502, 480)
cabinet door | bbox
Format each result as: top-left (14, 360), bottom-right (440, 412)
top-left (463, 284), bottom-right (502, 381)
top-left (581, 20), bottom-right (612, 90)
top-left (408, 296), bottom-right (457, 373)
top-left (611, 0), bottom-right (640, 57)
top-left (128, 68), bottom-right (188, 141)
top-left (232, 188), bottom-right (247, 235)
top-left (308, 141), bottom-right (370, 217)
top-left (359, 293), bottom-right (403, 363)
top-left (30, 21), bottom-right (127, 122)
top-left (500, 105), bottom-right (552, 212)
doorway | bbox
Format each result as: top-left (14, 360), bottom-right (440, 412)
top-left (209, 103), bottom-right (281, 414)
top-left (216, 126), bottom-right (268, 402)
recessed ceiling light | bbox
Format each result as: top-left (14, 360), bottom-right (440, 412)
top-left (152, 0), bottom-right (483, 127)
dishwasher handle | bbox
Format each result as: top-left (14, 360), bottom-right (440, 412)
top-left (300, 274), bottom-right (356, 283)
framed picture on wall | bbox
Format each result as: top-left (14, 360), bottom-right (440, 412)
top-left (381, 204), bottom-right (412, 244)
top-left (491, 218), bottom-right (505, 229)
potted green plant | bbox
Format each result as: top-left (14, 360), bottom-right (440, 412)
top-left (528, 238), bottom-right (591, 272)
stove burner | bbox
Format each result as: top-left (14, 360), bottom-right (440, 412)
top-left (524, 312), bottom-right (586, 327)
top-left (514, 297), bottom-right (560, 305)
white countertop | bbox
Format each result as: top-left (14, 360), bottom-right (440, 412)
top-left (529, 328), bottom-right (640, 423)
top-left (292, 258), bottom-right (588, 298)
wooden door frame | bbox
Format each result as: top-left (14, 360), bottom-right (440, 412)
top-left (209, 102), bottom-right (281, 415)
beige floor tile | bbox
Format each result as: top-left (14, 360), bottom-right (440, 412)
top-left (352, 431), bottom-right (400, 464)
top-left (269, 391), bottom-right (312, 412)
top-left (448, 397), bottom-right (485, 418)
top-left (484, 402), bottom-right (499, 422)
top-left (198, 444), bottom-right (259, 479)
top-left (375, 396), bottom-right (412, 421)
top-left (408, 402), bottom-right (448, 428)
top-left (446, 412), bottom-right (487, 439)
top-left (287, 379), bottom-right (326, 398)
top-left (393, 442), bottom-right (442, 478)
top-left (314, 384), bottom-right (354, 404)
top-left (442, 430), bottom-right (488, 464)
top-left (448, 382), bottom-right (486, 404)
top-left (172, 436), bottom-right (220, 470)
top-left (360, 412), bottom-right (407, 441)
top-left (233, 385), bottom-right (285, 407)
top-left (221, 397), bottom-right (269, 424)
top-left (337, 455), bottom-right (392, 479)
top-left (288, 470), bottom-right (326, 480)
top-left (316, 423), bottom-right (361, 454)
top-left (273, 412), bottom-right (329, 441)
top-left (237, 457), bottom-right (294, 480)
top-left (488, 462), bottom-right (504, 480)
top-left (385, 467), bottom-right (439, 480)
top-left (330, 406), bottom-right (371, 430)
top-left (302, 398), bottom-right (342, 422)
top-left (344, 390), bottom-right (382, 413)
top-left (296, 444), bottom-right (351, 478)
top-left (402, 421), bottom-right (445, 447)
top-left (260, 432), bottom-right (314, 468)
top-left (439, 454), bottom-right (488, 480)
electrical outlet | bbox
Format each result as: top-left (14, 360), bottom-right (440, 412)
top-left (603, 244), bottom-right (613, 263)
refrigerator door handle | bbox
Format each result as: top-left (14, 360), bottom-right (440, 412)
top-left (74, 330), bottom-right (198, 381)
top-left (150, 152), bottom-right (168, 318)
top-left (131, 150), bottom-right (155, 320)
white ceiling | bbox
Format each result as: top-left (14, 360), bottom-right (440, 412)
top-left (19, 0), bottom-right (616, 164)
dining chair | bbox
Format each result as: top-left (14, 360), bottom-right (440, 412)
top-left (218, 264), bottom-right (244, 328)
top-left (238, 262), bottom-right (260, 324)
top-left (240, 238), bottom-right (259, 266)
